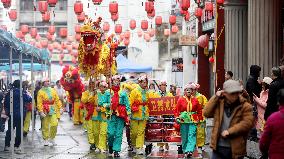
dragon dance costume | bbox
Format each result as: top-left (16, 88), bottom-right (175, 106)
top-left (195, 92), bottom-right (208, 148)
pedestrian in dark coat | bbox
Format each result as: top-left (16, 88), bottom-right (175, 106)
top-left (264, 67), bottom-right (284, 120)
top-left (259, 89), bottom-right (284, 159)
top-left (246, 65), bottom-right (262, 100)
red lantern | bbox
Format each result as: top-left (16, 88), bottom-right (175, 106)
top-left (109, 1), bottom-right (118, 15)
top-left (1, 0), bottom-right (11, 8)
top-left (129, 19), bottom-right (136, 30)
top-left (36, 34), bottom-right (41, 40)
top-left (42, 12), bottom-right (50, 22)
top-left (103, 22), bottom-right (110, 32)
top-left (141, 20), bottom-right (148, 31)
top-left (137, 30), bottom-right (142, 37)
top-left (195, 8), bottom-right (203, 17)
top-left (48, 25), bottom-right (56, 35)
top-left (59, 53), bottom-right (64, 60)
top-left (217, 0), bottom-right (224, 4)
top-left (209, 57), bottom-right (215, 63)
top-left (61, 42), bottom-right (67, 49)
top-left (46, 32), bottom-right (54, 41)
top-left (124, 39), bottom-right (130, 46)
top-left (67, 44), bottom-right (72, 51)
top-left (74, 25), bottom-right (80, 33)
top-left (47, 0), bottom-right (58, 7)
top-left (75, 33), bottom-right (81, 41)
top-left (38, 1), bottom-right (48, 13)
top-left (40, 39), bottom-right (48, 48)
top-left (92, 0), bottom-right (102, 5)
top-left (148, 28), bottom-right (155, 37)
top-left (73, 43), bottom-right (79, 49)
top-left (119, 33), bottom-right (124, 41)
top-left (197, 34), bottom-right (209, 48)
top-left (8, 9), bottom-right (17, 21)
top-left (67, 35), bottom-right (73, 43)
top-left (59, 60), bottom-right (63, 66)
top-left (192, 59), bottom-right (196, 65)
top-left (205, 2), bottom-right (213, 11)
top-left (171, 25), bottom-right (179, 34)
top-left (77, 12), bottom-right (85, 23)
top-left (124, 30), bottom-right (131, 39)
top-left (16, 31), bottom-right (24, 39)
top-left (74, 1), bottom-right (83, 15)
top-left (169, 15), bottom-right (176, 25)
top-left (164, 29), bottom-right (170, 37)
top-left (184, 12), bottom-right (190, 21)
top-left (73, 51), bottom-right (78, 57)
top-left (48, 44), bottom-right (53, 52)
top-left (72, 57), bottom-right (77, 64)
top-left (144, 33), bottom-right (151, 42)
top-left (53, 42), bottom-right (59, 49)
top-left (111, 13), bottom-right (118, 22)
top-left (35, 42), bottom-right (42, 48)
top-left (115, 24), bottom-right (122, 34)
top-left (180, 0), bottom-right (190, 11)
top-left (180, 9), bottom-right (187, 16)
top-left (20, 25), bottom-right (29, 35)
top-left (155, 16), bottom-right (162, 26)
top-left (145, 1), bottom-right (154, 14)
top-left (59, 28), bottom-right (67, 38)
top-left (147, 9), bottom-right (155, 19)
top-left (30, 28), bottom-right (38, 38)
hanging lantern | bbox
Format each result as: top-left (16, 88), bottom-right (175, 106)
top-left (67, 35), bottom-right (73, 43)
top-left (77, 12), bottom-right (85, 23)
top-left (169, 15), bottom-right (176, 25)
top-left (74, 24), bottom-right (80, 33)
top-left (75, 33), bottom-right (81, 41)
top-left (73, 43), bottom-right (79, 49)
top-left (20, 25), bottom-right (29, 35)
top-left (61, 41), bottom-right (67, 49)
top-left (197, 34), bottom-right (209, 48)
top-left (53, 42), bottom-right (59, 49)
top-left (195, 8), bottom-right (203, 17)
top-left (48, 25), bottom-right (56, 35)
top-left (8, 9), bottom-right (17, 21)
top-left (109, 1), bottom-right (118, 15)
top-left (59, 53), bottom-right (65, 60)
top-left (48, 44), bottom-right (53, 52)
top-left (1, 0), bottom-right (11, 9)
top-left (30, 28), bottom-right (38, 38)
top-left (147, 9), bottom-right (155, 19)
top-left (148, 28), bottom-right (155, 37)
top-left (155, 16), bottom-right (162, 26)
top-left (141, 20), bottom-right (148, 31)
top-left (124, 30), bottom-right (131, 39)
top-left (16, 31), bottom-right (24, 39)
top-left (180, 9), bottom-right (187, 16)
top-left (129, 19), bottom-right (136, 30)
top-left (35, 42), bottom-right (42, 48)
top-left (67, 44), bottom-right (72, 52)
top-left (171, 25), bottom-right (179, 34)
top-left (164, 29), bottom-right (170, 37)
top-left (59, 28), bottom-right (68, 38)
top-left (73, 51), bottom-right (78, 57)
top-left (145, 1), bottom-right (154, 14)
top-left (59, 60), bottom-right (63, 66)
top-left (103, 22), bottom-right (110, 32)
top-left (40, 39), bottom-right (48, 48)
top-left (144, 33), bottom-right (151, 42)
top-left (209, 57), bottom-right (215, 63)
top-left (38, 1), bottom-right (48, 13)
top-left (92, 0), bottom-right (102, 5)
top-left (184, 12), bottom-right (190, 21)
top-left (124, 39), bottom-right (129, 46)
top-left (192, 59), bottom-right (196, 65)
top-left (114, 24), bottom-right (122, 34)
top-left (217, 0), bottom-right (224, 4)
top-left (180, 0), bottom-right (190, 11)
top-left (205, 2), bottom-right (213, 11)
top-left (74, 1), bottom-right (83, 15)
top-left (111, 13), bottom-right (118, 22)
top-left (42, 11), bottom-right (50, 22)
top-left (36, 34), bottom-right (41, 40)
top-left (137, 30), bottom-right (142, 37)
top-left (47, 0), bottom-right (58, 7)
top-left (119, 33), bottom-right (125, 41)
top-left (46, 32), bottom-right (54, 41)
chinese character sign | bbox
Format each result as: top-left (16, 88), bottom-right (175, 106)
top-left (148, 96), bottom-right (179, 116)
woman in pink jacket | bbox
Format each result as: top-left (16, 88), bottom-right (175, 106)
top-left (253, 77), bottom-right (272, 138)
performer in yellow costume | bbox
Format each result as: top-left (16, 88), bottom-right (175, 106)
top-left (37, 78), bottom-right (62, 146)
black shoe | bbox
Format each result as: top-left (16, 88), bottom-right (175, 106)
top-left (90, 144), bottom-right (96, 150)
top-left (109, 146), bottom-right (113, 154)
top-left (186, 152), bottom-right (192, 158)
top-left (178, 146), bottom-right (183, 154)
top-left (114, 151), bottom-right (120, 158)
top-left (145, 144), bottom-right (152, 155)
top-left (23, 132), bottom-right (28, 137)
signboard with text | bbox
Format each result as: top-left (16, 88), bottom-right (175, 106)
top-left (179, 35), bottom-right (196, 46)
top-left (148, 96), bottom-right (179, 116)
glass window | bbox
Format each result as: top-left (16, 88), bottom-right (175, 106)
top-left (20, 0), bottom-right (34, 11)
top-left (54, 0), bottom-right (67, 11)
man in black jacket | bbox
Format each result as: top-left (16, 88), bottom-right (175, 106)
top-left (246, 65), bottom-right (262, 100)
top-left (264, 67), bottom-right (284, 120)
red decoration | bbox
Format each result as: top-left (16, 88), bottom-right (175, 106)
top-left (184, 12), bottom-right (190, 21)
top-left (192, 59), bottom-right (196, 65)
top-left (129, 19), bottom-right (136, 30)
top-left (67, 35), bottom-right (73, 43)
top-left (42, 11), bottom-right (50, 22)
top-left (147, 9), bottom-right (155, 19)
top-left (155, 16), bottom-right (162, 26)
top-left (59, 60), bottom-right (63, 66)
top-left (74, 1), bottom-right (83, 15)
top-left (48, 44), bottom-right (53, 52)
top-left (171, 25), bottom-right (178, 34)
top-left (124, 30), bottom-right (131, 39)
top-left (148, 28), bottom-right (155, 37)
top-left (109, 1), bottom-right (118, 15)
top-left (75, 33), bottom-right (81, 41)
top-left (40, 39), bottom-right (48, 48)
top-left (48, 25), bottom-right (56, 35)
top-left (38, 1), bottom-right (48, 13)
top-left (111, 13), bottom-right (119, 22)
top-left (16, 31), bottom-right (24, 39)
top-left (59, 53), bottom-right (65, 60)
top-left (73, 51), bottom-right (78, 57)
top-left (1, 0), bottom-right (11, 8)
top-left (53, 42), bottom-right (60, 49)
top-left (205, 2), bottom-right (213, 11)
top-left (144, 33), bottom-right (151, 42)
top-left (137, 30), bottom-right (142, 37)
top-left (209, 57), bottom-right (215, 63)
top-left (61, 41), bottom-right (67, 49)
top-left (35, 42), bottom-right (42, 48)
top-left (67, 44), bottom-right (73, 51)
top-left (103, 22), bottom-right (110, 32)
top-left (169, 15), bottom-right (176, 25)
top-left (46, 32), bottom-right (54, 41)
top-left (164, 29), bottom-right (170, 36)
top-left (20, 25), bottom-right (29, 35)
top-left (30, 28), bottom-right (38, 38)
top-left (8, 9), bottom-right (17, 21)
top-left (119, 33), bottom-right (125, 41)
top-left (59, 28), bottom-right (68, 38)
top-left (73, 43), bottom-right (79, 49)
top-left (180, 0), bottom-right (190, 11)
top-left (92, 0), bottom-right (102, 5)
top-left (75, 24), bottom-right (81, 33)
top-left (195, 8), bottom-right (203, 17)
top-left (124, 39), bottom-right (129, 46)
top-left (197, 34), bottom-right (209, 48)
top-left (145, 1), bottom-right (154, 14)
top-left (141, 20), bottom-right (148, 31)
top-left (36, 34), bottom-right (41, 40)
top-left (217, 0), bottom-right (224, 4)
top-left (115, 24), bottom-right (122, 34)
top-left (77, 12), bottom-right (85, 23)
top-left (47, 0), bottom-right (58, 7)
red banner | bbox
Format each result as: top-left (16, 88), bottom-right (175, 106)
top-left (148, 96), bottom-right (179, 116)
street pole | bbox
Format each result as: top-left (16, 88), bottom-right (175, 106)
top-left (31, 55), bottom-right (35, 140)
top-left (9, 47), bottom-right (14, 158)
top-left (19, 51), bottom-right (23, 152)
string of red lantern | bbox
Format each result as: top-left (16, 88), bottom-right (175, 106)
top-left (92, 0), bottom-right (103, 5)
top-left (1, 0), bottom-right (11, 9)
top-left (38, 1), bottom-right (48, 13)
top-left (129, 19), bottom-right (136, 30)
top-left (8, 9), bottom-right (17, 21)
top-left (74, 1), bottom-right (83, 15)
top-left (47, 0), bottom-right (58, 7)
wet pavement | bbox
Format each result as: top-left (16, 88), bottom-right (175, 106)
top-left (0, 114), bottom-right (259, 159)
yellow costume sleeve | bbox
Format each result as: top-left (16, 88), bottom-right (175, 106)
top-left (81, 91), bottom-right (89, 104)
top-left (53, 88), bottom-right (62, 110)
top-left (37, 90), bottom-right (43, 113)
